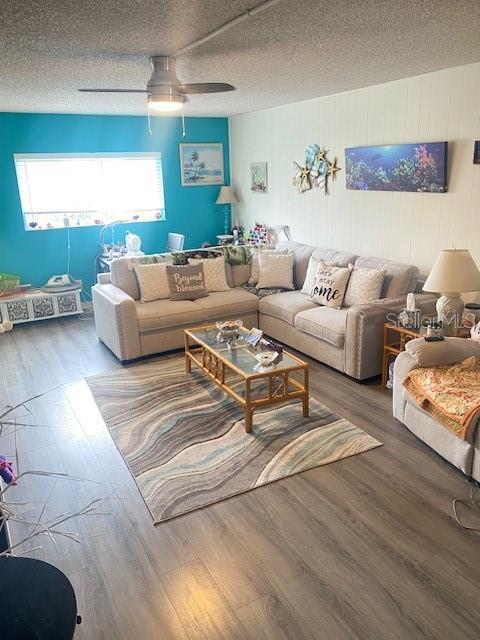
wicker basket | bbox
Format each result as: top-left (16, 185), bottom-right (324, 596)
top-left (0, 273), bottom-right (21, 297)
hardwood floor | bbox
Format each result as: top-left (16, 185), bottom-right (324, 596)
top-left (1, 315), bottom-right (479, 639)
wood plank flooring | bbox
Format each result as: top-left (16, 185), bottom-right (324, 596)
top-left (0, 315), bottom-right (479, 639)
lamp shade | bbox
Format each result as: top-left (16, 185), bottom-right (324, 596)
top-left (216, 186), bottom-right (239, 205)
top-left (423, 249), bottom-right (480, 293)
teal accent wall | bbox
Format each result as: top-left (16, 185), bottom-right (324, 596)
top-left (0, 112), bottom-right (230, 292)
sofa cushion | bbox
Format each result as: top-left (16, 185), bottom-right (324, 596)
top-left (249, 248), bottom-right (289, 285)
top-left (136, 299), bottom-right (203, 332)
top-left (405, 337), bottom-right (480, 367)
top-left (309, 263), bottom-right (352, 309)
top-left (343, 266), bottom-right (386, 306)
top-left (189, 255), bottom-right (230, 292)
top-left (276, 242), bottom-right (315, 289)
top-left (133, 262), bottom-right (171, 303)
top-left (166, 264), bottom-right (208, 301)
top-left (110, 257), bottom-right (141, 300)
top-left (354, 256), bottom-right (419, 298)
top-left (193, 288), bottom-right (258, 320)
top-left (294, 306), bottom-right (348, 348)
top-left (311, 248), bottom-right (359, 269)
top-left (257, 252), bottom-right (295, 290)
top-left (226, 263), bottom-right (252, 288)
top-left (259, 290), bottom-right (317, 326)
top-left (111, 254), bottom-right (173, 301)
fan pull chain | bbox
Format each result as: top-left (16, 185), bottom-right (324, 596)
top-left (147, 110), bottom-right (152, 136)
top-left (182, 110), bottom-right (186, 137)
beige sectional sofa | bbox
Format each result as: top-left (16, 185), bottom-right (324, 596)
top-left (92, 241), bottom-right (436, 380)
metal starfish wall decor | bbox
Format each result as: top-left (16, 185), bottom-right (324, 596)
top-left (292, 144), bottom-right (341, 195)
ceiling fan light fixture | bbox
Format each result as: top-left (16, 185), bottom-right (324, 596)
top-left (148, 93), bottom-right (185, 112)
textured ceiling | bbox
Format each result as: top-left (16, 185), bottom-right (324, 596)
top-left (1, 0), bottom-right (480, 117)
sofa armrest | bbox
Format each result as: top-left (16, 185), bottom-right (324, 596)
top-left (92, 283), bottom-right (141, 361)
top-left (344, 293), bottom-right (437, 380)
top-left (405, 337), bottom-right (480, 367)
top-left (392, 351), bottom-right (419, 421)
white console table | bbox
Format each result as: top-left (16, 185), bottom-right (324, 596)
top-left (0, 289), bottom-right (83, 325)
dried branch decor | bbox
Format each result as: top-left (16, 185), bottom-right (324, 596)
top-left (0, 388), bottom-right (106, 557)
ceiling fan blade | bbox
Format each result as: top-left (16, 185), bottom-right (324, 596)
top-left (176, 83), bottom-right (235, 94)
top-left (78, 89), bottom-right (148, 93)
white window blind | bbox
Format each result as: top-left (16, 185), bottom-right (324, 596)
top-left (14, 153), bottom-right (165, 230)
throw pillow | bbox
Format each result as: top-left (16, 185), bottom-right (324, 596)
top-left (188, 256), bottom-right (230, 292)
top-left (248, 248), bottom-right (289, 285)
top-left (309, 263), bottom-right (352, 309)
top-left (343, 266), bottom-right (386, 306)
top-left (256, 252), bottom-right (295, 290)
top-left (166, 264), bottom-right (208, 301)
top-left (301, 256), bottom-right (335, 296)
top-left (133, 263), bottom-right (171, 303)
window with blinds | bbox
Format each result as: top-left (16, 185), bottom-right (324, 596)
top-left (14, 152), bottom-right (166, 230)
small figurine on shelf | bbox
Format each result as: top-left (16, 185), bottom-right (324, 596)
top-left (230, 221), bottom-right (245, 245)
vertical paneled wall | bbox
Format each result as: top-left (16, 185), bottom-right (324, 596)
top-left (229, 62), bottom-right (480, 281)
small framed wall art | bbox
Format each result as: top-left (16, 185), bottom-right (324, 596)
top-left (179, 143), bottom-right (224, 186)
top-left (250, 162), bottom-right (268, 193)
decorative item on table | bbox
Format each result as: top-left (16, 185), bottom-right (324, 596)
top-left (180, 143), bottom-right (224, 186)
top-left (0, 273), bottom-right (30, 298)
top-left (398, 293), bottom-right (421, 330)
top-left (216, 319), bottom-right (243, 349)
top-left (462, 311), bottom-right (477, 330)
top-left (471, 321), bottom-right (480, 343)
top-left (42, 274), bottom-right (82, 293)
top-left (250, 162), bottom-right (268, 193)
top-left (244, 327), bottom-right (263, 349)
top-left (246, 222), bottom-right (272, 245)
top-left (215, 185), bottom-right (240, 235)
top-left (257, 337), bottom-right (283, 364)
top-left (125, 231), bottom-right (144, 257)
top-left (424, 319), bottom-right (444, 341)
top-left (423, 248), bottom-right (480, 335)
top-left (293, 145), bottom-right (341, 195)
top-left (345, 142), bottom-right (447, 193)
top-left (254, 350), bottom-right (278, 371)
top-left (231, 221), bottom-right (245, 245)
top-left (216, 234), bottom-right (234, 246)
top-left (473, 141), bottom-right (480, 165)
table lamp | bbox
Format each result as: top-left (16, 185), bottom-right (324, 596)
top-left (423, 249), bottom-right (480, 333)
top-left (216, 186), bottom-right (239, 234)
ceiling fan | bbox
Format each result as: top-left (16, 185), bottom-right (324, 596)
top-left (78, 55), bottom-right (235, 112)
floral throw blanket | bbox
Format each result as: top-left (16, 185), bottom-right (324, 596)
top-left (403, 357), bottom-right (480, 440)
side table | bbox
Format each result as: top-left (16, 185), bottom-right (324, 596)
top-left (382, 323), bottom-right (423, 388)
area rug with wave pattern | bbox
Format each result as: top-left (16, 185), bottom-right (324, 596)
top-left (86, 359), bottom-right (382, 523)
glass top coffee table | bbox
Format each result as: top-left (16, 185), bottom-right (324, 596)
top-left (184, 325), bottom-right (309, 433)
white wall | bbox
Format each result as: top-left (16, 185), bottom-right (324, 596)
top-left (229, 62), bottom-right (480, 281)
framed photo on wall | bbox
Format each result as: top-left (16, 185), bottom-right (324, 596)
top-left (250, 162), bottom-right (268, 193)
top-left (179, 143), bottom-right (224, 186)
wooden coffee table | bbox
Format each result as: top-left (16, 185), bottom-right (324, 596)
top-left (184, 325), bottom-right (309, 433)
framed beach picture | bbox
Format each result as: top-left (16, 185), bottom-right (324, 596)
top-left (250, 162), bottom-right (268, 193)
top-left (179, 143), bottom-right (224, 186)
top-left (345, 142), bottom-right (448, 193)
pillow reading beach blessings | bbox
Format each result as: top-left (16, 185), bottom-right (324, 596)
top-left (166, 264), bottom-right (208, 301)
